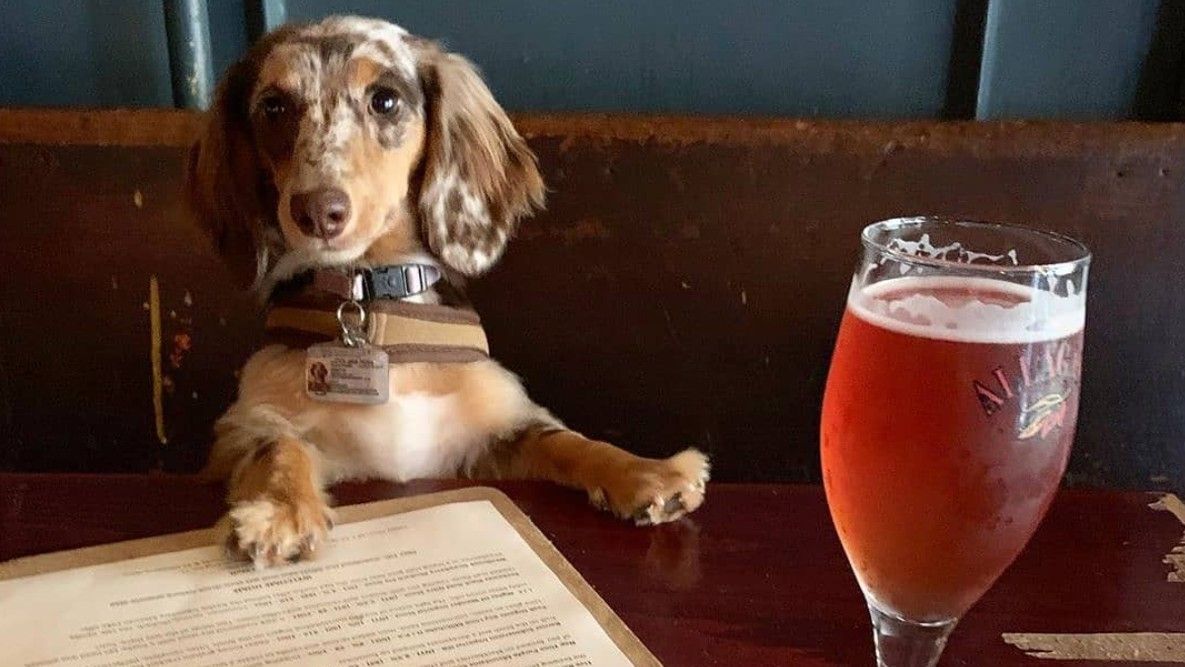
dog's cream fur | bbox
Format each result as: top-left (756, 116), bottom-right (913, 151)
top-left (188, 16), bottom-right (709, 569)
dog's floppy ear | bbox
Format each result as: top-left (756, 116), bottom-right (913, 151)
top-left (415, 43), bottom-right (544, 276)
top-left (185, 58), bottom-right (268, 289)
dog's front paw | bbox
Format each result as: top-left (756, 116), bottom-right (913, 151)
top-left (592, 449), bottom-right (710, 526)
top-left (223, 496), bottom-right (335, 569)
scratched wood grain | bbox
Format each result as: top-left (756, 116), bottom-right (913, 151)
top-left (0, 110), bottom-right (1184, 488)
top-left (1, 477), bottom-right (1183, 665)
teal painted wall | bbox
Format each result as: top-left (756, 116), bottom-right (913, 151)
top-left (208, 0), bottom-right (251, 85)
top-left (1, 1), bottom-right (1182, 119)
top-left (977, 0), bottom-right (1162, 119)
top-left (289, 0), bottom-right (959, 117)
top-left (0, 0), bottom-right (247, 108)
top-left (0, 0), bottom-right (173, 107)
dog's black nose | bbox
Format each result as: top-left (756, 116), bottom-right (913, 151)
top-left (290, 188), bottom-right (350, 240)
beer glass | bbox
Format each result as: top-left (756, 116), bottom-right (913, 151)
top-left (821, 218), bottom-right (1090, 666)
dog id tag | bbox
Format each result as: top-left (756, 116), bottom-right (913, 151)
top-left (304, 300), bottom-right (389, 404)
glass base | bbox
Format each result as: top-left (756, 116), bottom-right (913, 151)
top-left (869, 604), bottom-right (957, 667)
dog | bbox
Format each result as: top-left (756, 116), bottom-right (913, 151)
top-left (306, 361), bottom-right (330, 395)
top-left (186, 16), bottom-right (710, 568)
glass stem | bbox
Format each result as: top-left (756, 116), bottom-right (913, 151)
top-left (869, 604), bottom-right (957, 667)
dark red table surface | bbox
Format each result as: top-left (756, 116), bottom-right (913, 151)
top-left (1, 475), bottom-right (1182, 666)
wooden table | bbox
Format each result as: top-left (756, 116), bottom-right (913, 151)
top-left (1, 475), bottom-right (1182, 666)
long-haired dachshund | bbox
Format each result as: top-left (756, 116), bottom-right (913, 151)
top-left (187, 16), bottom-right (709, 568)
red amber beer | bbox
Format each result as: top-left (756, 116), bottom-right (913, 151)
top-left (821, 219), bottom-right (1090, 666)
top-left (823, 277), bottom-right (1083, 621)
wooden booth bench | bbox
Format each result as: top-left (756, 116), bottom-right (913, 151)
top-left (0, 109), bottom-right (1182, 489)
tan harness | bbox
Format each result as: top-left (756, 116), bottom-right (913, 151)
top-left (264, 268), bottom-right (490, 364)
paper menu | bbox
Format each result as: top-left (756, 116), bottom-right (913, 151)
top-left (0, 488), bottom-right (658, 667)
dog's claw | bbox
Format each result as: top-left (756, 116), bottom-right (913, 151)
top-left (600, 449), bottom-right (710, 526)
top-left (632, 506), bottom-right (655, 526)
top-left (663, 492), bottom-right (685, 514)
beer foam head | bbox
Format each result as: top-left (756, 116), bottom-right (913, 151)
top-left (848, 276), bottom-right (1085, 344)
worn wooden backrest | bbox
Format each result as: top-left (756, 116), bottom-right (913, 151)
top-left (0, 110), bottom-right (1182, 489)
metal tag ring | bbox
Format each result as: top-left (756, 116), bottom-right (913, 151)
top-left (336, 300), bottom-right (368, 346)
top-left (336, 300), bottom-right (367, 329)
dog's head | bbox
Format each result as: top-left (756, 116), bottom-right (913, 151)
top-left (186, 16), bottom-right (543, 290)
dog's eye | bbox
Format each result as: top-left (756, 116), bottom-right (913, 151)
top-left (369, 87), bottom-right (400, 115)
top-left (261, 95), bottom-right (287, 119)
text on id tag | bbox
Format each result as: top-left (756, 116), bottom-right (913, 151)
top-left (305, 342), bottom-right (390, 404)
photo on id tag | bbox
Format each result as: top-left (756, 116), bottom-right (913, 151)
top-left (305, 342), bottom-right (389, 404)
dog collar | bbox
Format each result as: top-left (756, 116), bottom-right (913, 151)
top-left (307, 264), bottom-right (443, 301)
top-left (264, 265), bottom-right (489, 364)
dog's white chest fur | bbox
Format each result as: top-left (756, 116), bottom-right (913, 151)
top-left (223, 345), bottom-right (542, 483)
top-left (305, 392), bottom-right (471, 481)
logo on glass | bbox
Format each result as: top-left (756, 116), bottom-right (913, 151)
top-left (972, 336), bottom-right (1082, 440)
